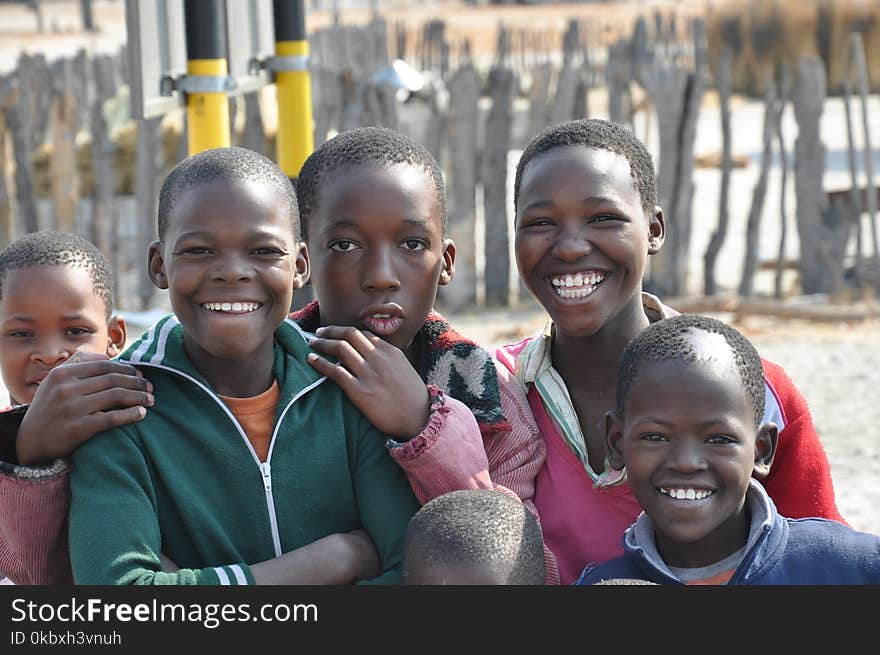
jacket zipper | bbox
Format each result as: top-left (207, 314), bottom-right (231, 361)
top-left (123, 360), bottom-right (326, 558)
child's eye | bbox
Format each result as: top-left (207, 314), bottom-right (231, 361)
top-left (589, 214), bottom-right (621, 224)
top-left (6, 330), bottom-right (33, 339)
top-left (706, 434), bottom-right (736, 445)
top-left (401, 239), bottom-right (427, 251)
top-left (520, 217), bottom-right (554, 228)
top-left (641, 433), bottom-right (668, 442)
top-left (329, 240), bottom-right (360, 252)
top-left (180, 247), bottom-right (211, 255)
top-left (64, 327), bottom-right (94, 337)
top-left (252, 247), bottom-right (284, 256)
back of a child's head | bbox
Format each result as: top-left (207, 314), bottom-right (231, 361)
top-left (403, 489), bottom-right (545, 585)
top-left (157, 146), bottom-right (300, 242)
top-left (514, 118), bottom-right (657, 214)
top-left (0, 230), bottom-right (114, 319)
top-left (616, 313), bottom-right (766, 426)
top-left (295, 126), bottom-right (447, 240)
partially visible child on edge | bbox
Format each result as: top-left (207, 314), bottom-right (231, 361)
top-left (0, 231), bottom-right (152, 584)
top-left (403, 489), bottom-right (545, 585)
top-left (0, 128), bottom-right (552, 585)
top-left (67, 146), bottom-right (419, 584)
top-left (491, 118), bottom-right (845, 584)
top-left (578, 314), bottom-right (880, 585)
top-left (291, 127), bottom-right (554, 580)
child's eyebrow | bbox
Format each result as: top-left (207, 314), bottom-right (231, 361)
top-left (402, 217), bottom-right (433, 231)
top-left (3, 312), bottom-right (96, 323)
top-left (519, 196), bottom-right (622, 213)
top-left (319, 216), bottom-right (433, 234)
top-left (174, 228), bottom-right (287, 242)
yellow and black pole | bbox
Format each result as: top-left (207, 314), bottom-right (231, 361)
top-left (183, 0), bottom-right (231, 154)
top-left (272, 0), bottom-right (313, 179)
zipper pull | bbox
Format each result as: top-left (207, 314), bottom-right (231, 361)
top-left (260, 461), bottom-right (272, 492)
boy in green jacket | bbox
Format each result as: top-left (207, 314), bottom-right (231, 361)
top-left (68, 147), bottom-right (420, 585)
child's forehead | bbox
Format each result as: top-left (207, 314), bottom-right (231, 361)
top-left (312, 162), bottom-right (440, 227)
top-left (0, 265), bottom-right (106, 315)
top-left (169, 179), bottom-right (293, 232)
top-left (177, 178), bottom-right (282, 207)
top-left (519, 145), bottom-right (639, 204)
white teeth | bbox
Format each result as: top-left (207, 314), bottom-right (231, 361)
top-left (372, 314), bottom-right (391, 319)
top-left (203, 302), bottom-right (261, 313)
top-left (549, 271), bottom-right (606, 295)
top-left (661, 488), bottom-right (713, 500)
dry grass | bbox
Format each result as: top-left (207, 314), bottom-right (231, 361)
top-left (707, 0), bottom-right (880, 95)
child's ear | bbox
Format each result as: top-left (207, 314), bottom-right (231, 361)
top-left (292, 242), bottom-right (310, 290)
top-left (605, 410), bottom-right (626, 471)
top-left (647, 206), bottom-right (666, 255)
top-left (752, 422), bottom-right (778, 479)
top-left (438, 239), bottom-right (456, 287)
top-left (147, 241), bottom-right (168, 290)
top-left (105, 314), bottom-right (127, 358)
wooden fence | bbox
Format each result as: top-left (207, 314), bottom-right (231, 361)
top-left (0, 9), bottom-right (877, 313)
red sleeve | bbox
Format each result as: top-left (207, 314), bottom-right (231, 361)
top-left (760, 359), bottom-right (846, 524)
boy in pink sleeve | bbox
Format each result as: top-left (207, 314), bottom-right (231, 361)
top-left (0, 231), bottom-right (152, 584)
top-left (293, 127), bottom-right (555, 582)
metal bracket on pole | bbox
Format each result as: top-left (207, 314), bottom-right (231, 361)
top-left (160, 73), bottom-right (237, 97)
top-left (247, 55), bottom-right (310, 82)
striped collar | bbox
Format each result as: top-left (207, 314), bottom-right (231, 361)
top-left (516, 292), bottom-right (675, 486)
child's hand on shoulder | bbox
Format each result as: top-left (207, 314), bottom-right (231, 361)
top-left (15, 352), bottom-right (155, 466)
top-left (307, 325), bottom-right (430, 440)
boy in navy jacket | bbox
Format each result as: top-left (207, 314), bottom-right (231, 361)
top-left (577, 314), bottom-right (880, 585)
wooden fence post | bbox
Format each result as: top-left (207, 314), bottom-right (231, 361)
top-left (549, 19), bottom-right (581, 126)
top-left (48, 56), bottom-right (81, 233)
top-left (703, 46), bottom-right (732, 295)
top-left (774, 64), bottom-right (791, 300)
top-left (481, 61), bottom-right (515, 306)
top-left (90, 54), bottom-right (119, 305)
top-left (442, 62), bottom-right (480, 311)
top-left (134, 116), bottom-right (162, 310)
top-left (0, 74), bottom-right (16, 248)
top-left (793, 55), bottom-right (848, 295)
top-left (850, 32), bottom-right (879, 275)
top-left (739, 73), bottom-right (780, 297)
top-left (841, 64), bottom-right (863, 288)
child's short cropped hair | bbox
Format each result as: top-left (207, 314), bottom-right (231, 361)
top-left (0, 230), bottom-right (114, 319)
top-left (514, 118), bottom-right (657, 213)
top-left (157, 146), bottom-right (300, 242)
top-left (616, 313), bottom-right (766, 426)
top-left (295, 126), bottom-right (447, 239)
top-left (404, 489), bottom-right (545, 584)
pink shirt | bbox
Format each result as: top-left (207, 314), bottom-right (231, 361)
top-left (528, 390), bottom-right (641, 584)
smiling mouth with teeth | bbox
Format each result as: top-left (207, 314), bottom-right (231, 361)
top-left (550, 271), bottom-right (606, 299)
top-left (659, 488), bottom-right (715, 501)
top-left (202, 301), bottom-right (262, 313)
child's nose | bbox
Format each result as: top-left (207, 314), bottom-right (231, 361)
top-left (31, 340), bottom-right (72, 367)
top-left (667, 440), bottom-right (708, 473)
top-left (552, 227), bottom-right (593, 262)
top-left (212, 255), bottom-right (252, 282)
top-left (362, 249), bottom-right (400, 291)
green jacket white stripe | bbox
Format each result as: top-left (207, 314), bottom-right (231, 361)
top-left (69, 316), bottom-right (420, 585)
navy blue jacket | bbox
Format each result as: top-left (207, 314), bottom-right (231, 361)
top-left (577, 481), bottom-right (880, 585)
